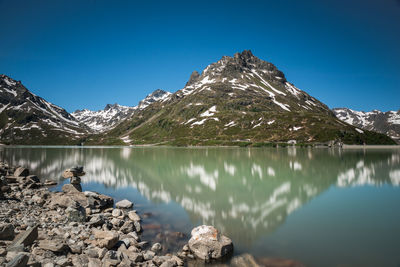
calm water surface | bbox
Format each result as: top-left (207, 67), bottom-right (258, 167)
top-left (1, 146), bottom-right (400, 267)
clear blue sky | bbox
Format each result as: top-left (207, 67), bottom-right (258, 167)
top-left (0, 0), bottom-right (399, 112)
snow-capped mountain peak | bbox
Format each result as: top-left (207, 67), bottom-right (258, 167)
top-left (0, 74), bottom-right (87, 144)
top-left (71, 89), bottom-right (172, 133)
top-left (333, 108), bottom-right (400, 142)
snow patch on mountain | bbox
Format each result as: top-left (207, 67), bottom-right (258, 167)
top-left (72, 89), bottom-right (172, 132)
top-left (333, 108), bottom-right (400, 142)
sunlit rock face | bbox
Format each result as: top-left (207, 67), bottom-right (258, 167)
top-left (1, 146), bottom-right (399, 246)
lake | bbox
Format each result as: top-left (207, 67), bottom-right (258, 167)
top-left (1, 146), bottom-right (400, 267)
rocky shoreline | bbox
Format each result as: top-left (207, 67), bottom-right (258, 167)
top-left (0, 163), bottom-right (304, 267)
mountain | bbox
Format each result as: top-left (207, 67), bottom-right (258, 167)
top-left (71, 104), bottom-right (136, 133)
top-left (86, 50), bottom-right (395, 146)
top-left (333, 108), bottom-right (400, 143)
top-left (71, 89), bottom-right (171, 133)
top-left (0, 74), bottom-right (87, 145)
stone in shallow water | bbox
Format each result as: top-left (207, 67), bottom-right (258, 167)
top-left (115, 199), bottom-right (133, 209)
top-left (231, 253), bottom-right (260, 267)
top-left (257, 257), bottom-right (306, 267)
top-left (188, 225), bottom-right (233, 261)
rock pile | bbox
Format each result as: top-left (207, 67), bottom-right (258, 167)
top-left (62, 166), bottom-right (85, 192)
top-left (0, 162), bottom-right (307, 267)
top-left (0, 163), bottom-right (217, 266)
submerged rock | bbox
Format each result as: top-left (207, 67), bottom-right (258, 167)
top-left (231, 253), bottom-right (260, 267)
top-left (188, 225), bottom-right (233, 261)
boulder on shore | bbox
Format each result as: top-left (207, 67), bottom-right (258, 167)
top-left (116, 199), bottom-right (133, 209)
top-left (188, 225), bottom-right (233, 261)
top-left (0, 223), bottom-right (15, 240)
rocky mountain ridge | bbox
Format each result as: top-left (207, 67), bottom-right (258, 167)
top-left (0, 51), bottom-right (397, 145)
top-left (0, 75), bottom-right (88, 145)
top-left (88, 50), bottom-right (394, 146)
top-left (333, 108), bottom-right (400, 143)
top-left (71, 90), bottom-right (171, 133)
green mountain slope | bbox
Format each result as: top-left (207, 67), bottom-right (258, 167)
top-left (86, 50), bottom-right (395, 146)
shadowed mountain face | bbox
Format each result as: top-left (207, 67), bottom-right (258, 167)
top-left (89, 50), bottom-right (395, 146)
top-left (0, 75), bottom-right (87, 145)
top-left (2, 146), bottom-right (399, 249)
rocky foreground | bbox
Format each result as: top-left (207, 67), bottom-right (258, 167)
top-left (0, 163), bottom-right (304, 267)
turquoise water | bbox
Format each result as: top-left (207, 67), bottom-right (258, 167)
top-left (1, 146), bottom-right (400, 267)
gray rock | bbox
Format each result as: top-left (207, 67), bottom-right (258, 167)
top-left (151, 243), bottom-right (162, 253)
top-left (88, 214), bottom-right (105, 227)
top-left (27, 175), bottom-right (40, 183)
top-left (115, 199), bottom-right (133, 209)
top-left (14, 167), bottom-right (29, 177)
top-left (66, 206), bottom-right (86, 222)
top-left (88, 258), bottom-right (101, 267)
top-left (55, 256), bottom-right (70, 267)
top-left (188, 225), bottom-right (233, 261)
top-left (92, 229), bottom-right (119, 249)
top-left (9, 224), bottom-right (38, 248)
top-left (110, 218), bottom-right (123, 227)
top-left (62, 167), bottom-right (85, 178)
top-left (112, 208), bottom-right (122, 217)
top-left (124, 251), bottom-right (143, 262)
top-left (127, 211), bottom-right (141, 222)
top-left (103, 250), bottom-right (122, 265)
top-left (70, 176), bottom-right (82, 185)
top-left (38, 240), bottom-right (69, 253)
top-left (231, 253), bottom-right (260, 267)
top-left (134, 221), bottom-right (142, 233)
top-left (6, 252), bottom-right (29, 267)
top-left (31, 194), bottom-right (44, 205)
top-left (160, 260), bottom-right (176, 267)
top-left (0, 223), bottom-right (15, 240)
top-left (120, 221), bottom-right (135, 234)
top-left (62, 184), bottom-right (81, 193)
top-left (127, 231), bottom-right (140, 241)
top-left (152, 255), bottom-right (172, 266)
top-left (143, 250), bottom-right (156, 261)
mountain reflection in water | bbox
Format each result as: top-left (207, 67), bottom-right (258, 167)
top-left (1, 146), bottom-right (400, 266)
